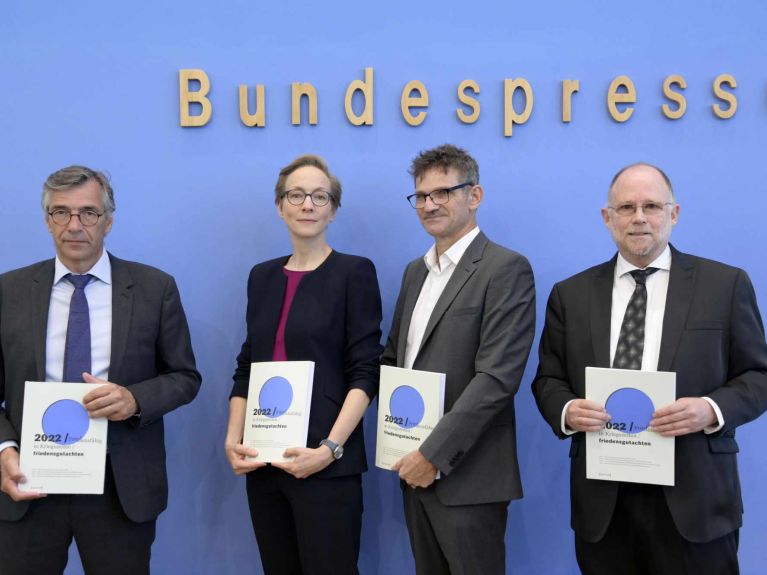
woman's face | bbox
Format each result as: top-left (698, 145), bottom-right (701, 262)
top-left (277, 166), bottom-right (336, 241)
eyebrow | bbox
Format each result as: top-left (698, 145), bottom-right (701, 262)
top-left (48, 205), bottom-right (101, 211)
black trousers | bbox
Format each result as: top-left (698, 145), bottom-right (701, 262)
top-left (0, 462), bottom-right (156, 575)
top-left (403, 484), bottom-right (509, 575)
top-left (575, 482), bottom-right (739, 575)
top-left (246, 466), bottom-right (363, 575)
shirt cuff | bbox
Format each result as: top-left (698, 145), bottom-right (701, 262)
top-left (701, 397), bottom-right (725, 434)
top-left (0, 441), bottom-right (19, 453)
top-left (561, 400), bottom-right (578, 436)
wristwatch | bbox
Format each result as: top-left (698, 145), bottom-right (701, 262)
top-left (319, 438), bottom-right (344, 460)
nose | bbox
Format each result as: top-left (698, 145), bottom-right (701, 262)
top-left (422, 195), bottom-right (439, 211)
top-left (301, 195), bottom-right (315, 210)
top-left (65, 212), bottom-right (85, 232)
top-left (630, 206), bottom-right (648, 223)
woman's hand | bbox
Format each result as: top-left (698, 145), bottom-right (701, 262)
top-left (271, 446), bottom-right (334, 479)
top-left (225, 441), bottom-right (268, 475)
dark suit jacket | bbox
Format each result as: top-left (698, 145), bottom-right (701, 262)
top-left (0, 254), bottom-right (201, 522)
top-left (231, 251), bottom-right (382, 478)
top-left (382, 231), bottom-right (536, 506)
top-left (532, 245), bottom-right (767, 543)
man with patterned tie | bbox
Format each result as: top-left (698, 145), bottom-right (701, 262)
top-left (532, 163), bottom-right (767, 575)
top-left (0, 166), bottom-right (201, 574)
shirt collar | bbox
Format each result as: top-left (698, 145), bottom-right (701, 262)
top-left (616, 245), bottom-right (672, 279)
top-left (54, 250), bottom-right (113, 286)
top-left (423, 227), bottom-right (481, 273)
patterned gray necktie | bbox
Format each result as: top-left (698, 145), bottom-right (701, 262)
top-left (612, 268), bottom-right (659, 370)
top-left (63, 273), bottom-right (93, 382)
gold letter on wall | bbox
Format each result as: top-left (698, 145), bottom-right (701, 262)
top-left (607, 75), bottom-right (636, 123)
top-left (239, 85), bottom-right (266, 127)
top-left (712, 74), bottom-right (737, 119)
top-left (292, 83), bottom-right (318, 126)
top-left (401, 80), bottom-right (429, 126)
top-left (345, 67), bottom-right (374, 126)
top-left (662, 75), bottom-right (687, 120)
top-left (562, 80), bottom-right (580, 123)
top-left (457, 80), bottom-right (480, 124)
top-left (503, 78), bottom-right (533, 137)
top-left (179, 69), bottom-right (212, 127)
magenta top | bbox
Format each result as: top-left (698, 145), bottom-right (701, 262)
top-left (271, 268), bottom-right (311, 361)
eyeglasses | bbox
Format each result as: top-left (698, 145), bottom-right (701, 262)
top-left (281, 189), bottom-right (334, 207)
top-left (48, 208), bottom-right (105, 227)
top-left (607, 202), bottom-right (675, 217)
top-left (406, 182), bottom-right (474, 209)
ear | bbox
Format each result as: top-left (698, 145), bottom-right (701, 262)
top-left (45, 213), bottom-right (53, 234)
top-left (468, 184), bottom-right (483, 211)
top-left (601, 207), bottom-right (611, 227)
top-left (276, 199), bottom-right (285, 219)
top-left (670, 203), bottom-right (680, 226)
top-left (104, 215), bottom-right (114, 235)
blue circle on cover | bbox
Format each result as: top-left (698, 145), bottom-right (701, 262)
top-left (258, 376), bottom-right (294, 419)
top-left (42, 399), bottom-right (90, 445)
top-left (389, 385), bottom-right (425, 429)
top-left (605, 387), bottom-right (654, 435)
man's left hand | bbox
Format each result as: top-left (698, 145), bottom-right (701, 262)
top-left (650, 397), bottom-right (717, 437)
top-left (82, 373), bottom-right (138, 421)
top-left (391, 450), bottom-right (437, 488)
top-left (271, 446), bottom-right (334, 479)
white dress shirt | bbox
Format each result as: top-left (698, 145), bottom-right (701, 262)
top-left (0, 250), bottom-right (113, 454)
top-left (561, 246), bottom-right (723, 434)
top-left (404, 227), bottom-right (480, 369)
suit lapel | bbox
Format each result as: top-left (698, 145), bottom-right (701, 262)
top-left (657, 246), bottom-right (695, 372)
top-left (397, 263), bottom-right (428, 367)
top-left (589, 257), bottom-right (616, 368)
top-left (415, 232), bottom-right (486, 361)
top-left (108, 254), bottom-right (134, 381)
top-left (31, 261), bottom-right (55, 381)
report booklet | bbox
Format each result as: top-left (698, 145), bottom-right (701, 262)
top-left (19, 381), bottom-right (108, 494)
top-left (243, 361), bottom-right (314, 463)
top-left (585, 367), bottom-right (676, 486)
top-left (376, 365), bottom-right (445, 471)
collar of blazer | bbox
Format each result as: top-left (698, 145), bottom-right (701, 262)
top-left (397, 231), bottom-right (489, 366)
top-left (588, 243), bottom-right (695, 372)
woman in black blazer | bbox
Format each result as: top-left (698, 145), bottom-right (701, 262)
top-left (225, 154), bottom-right (382, 575)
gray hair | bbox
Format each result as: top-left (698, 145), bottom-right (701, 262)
top-left (42, 165), bottom-right (116, 214)
top-left (409, 144), bottom-right (480, 186)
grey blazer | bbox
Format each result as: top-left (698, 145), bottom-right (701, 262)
top-left (0, 254), bottom-right (201, 522)
top-left (382, 231), bottom-right (535, 506)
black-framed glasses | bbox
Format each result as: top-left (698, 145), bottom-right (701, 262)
top-left (406, 182), bottom-right (474, 209)
top-left (281, 189), bottom-right (333, 207)
top-left (607, 202), bottom-right (674, 217)
top-left (48, 208), bottom-right (105, 227)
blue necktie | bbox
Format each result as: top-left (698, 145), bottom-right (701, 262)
top-left (63, 274), bottom-right (93, 382)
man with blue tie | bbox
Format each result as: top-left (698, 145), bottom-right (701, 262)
top-left (533, 163), bottom-right (767, 575)
top-left (0, 166), bottom-right (201, 574)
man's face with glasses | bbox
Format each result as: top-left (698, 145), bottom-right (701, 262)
top-left (45, 179), bottom-right (113, 273)
top-left (412, 168), bottom-right (481, 251)
top-left (601, 165), bottom-right (679, 268)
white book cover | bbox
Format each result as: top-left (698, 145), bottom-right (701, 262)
top-left (19, 381), bottom-right (108, 494)
top-left (243, 361), bottom-right (314, 463)
top-left (585, 367), bottom-right (676, 486)
top-left (376, 365), bottom-right (445, 471)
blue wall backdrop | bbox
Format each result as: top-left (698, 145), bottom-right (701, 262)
top-left (2, 2), bottom-right (767, 573)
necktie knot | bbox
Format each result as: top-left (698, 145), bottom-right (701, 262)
top-left (66, 273), bottom-right (93, 290)
top-left (629, 267), bottom-right (658, 286)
